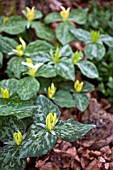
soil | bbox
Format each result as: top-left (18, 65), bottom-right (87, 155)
top-left (23, 91), bottom-right (113, 170)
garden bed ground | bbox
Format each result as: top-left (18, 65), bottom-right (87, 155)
top-left (24, 91), bottom-right (113, 170)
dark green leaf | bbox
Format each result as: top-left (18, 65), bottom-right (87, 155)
top-left (17, 77), bottom-right (40, 100)
top-left (56, 22), bottom-right (74, 45)
top-left (36, 64), bottom-right (57, 78)
top-left (82, 81), bottom-right (94, 93)
top-left (0, 16), bottom-right (27, 34)
top-left (68, 9), bottom-right (88, 24)
top-left (55, 119), bottom-right (95, 142)
top-left (0, 116), bottom-right (25, 143)
top-left (77, 60), bottom-right (98, 78)
top-left (84, 43), bottom-right (105, 60)
top-left (32, 21), bottom-right (55, 41)
top-left (26, 40), bottom-right (53, 54)
top-left (60, 44), bottom-right (73, 57)
top-left (7, 57), bottom-right (27, 79)
top-left (55, 58), bottom-right (75, 81)
top-left (33, 95), bottom-right (61, 124)
top-left (16, 112), bottom-right (32, 119)
top-left (38, 78), bottom-right (51, 93)
top-left (0, 98), bottom-right (35, 116)
top-left (34, 9), bottom-right (43, 19)
top-left (31, 52), bottom-right (51, 63)
top-left (0, 36), bottom-right (18, 54)
top-left (70, 28), bottom-right (90, 41)
top-left (99, 34), bottom-right (113, 47)
top-left (53, 90), bottom-right (75, 108)
top-left (0, 78), bottom-right (18, 97)
top-left (58, 81), bottom-right (73, 91)
top-left (0, 145), bottom-right (26, 170)
top-left (44, 12), bottom-right (62, 24)
top-left (73, 92), bottom-right (88, 112)
top-left (20, 125), bottom-right (57, 157)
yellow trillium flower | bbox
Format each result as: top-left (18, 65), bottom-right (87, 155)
top-left (1, 88), bottom-right (9, 98)
top-left (46, 113), bottom-right (57, 131)
top-left (48, 83), bottom-right (56, 99)
top-left (72, 51), bottom-right (82, 65)
top-left (90, 31), bottom-right (100, 43)
top-left (13, 131), bottom-right (22, 146)
top-left (74, 80), bottom-right (83, 93)
top-left (60, 6), bottom-right (70, 22)
top-left (19, 37), bottom-right (26, 50)
top-left (22, 58), bottom-right (43, 77)
top-left (3, 17), bottom-right (8, 23)
top-left (12, 37), bottom-right (26, 57)
top-left (26, 6), bottom-right (35, 22)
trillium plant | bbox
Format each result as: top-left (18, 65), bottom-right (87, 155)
top-left (0, 95), bottom-right (95, 170)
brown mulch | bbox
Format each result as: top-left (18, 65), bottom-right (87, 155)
top-left (24, 93), bottom-right (113, 170)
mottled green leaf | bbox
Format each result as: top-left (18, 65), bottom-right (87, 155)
top-left (53, 90), bottom-right (75, 108)
top-left (84, 43), bottom-right (105, 60)
top-left (0, 36), bottom-right (18, 54)
top-left (60, 44), bottom-right (73, 57)
top-left (82, 81), bottom-right (94, 93)
top-left (7, 57), bottom-right (27, 78)
top-left (0, 98), bottom-right (35, 116)
top-left (0, 52), bottom-right (3, 67)
top-left (32, 21), bottom-right (55, 41)
top-left (0, 16), bottom-right (27, 34)
top-left (33, 95), bottom-right (61, 124)
top-left (73, 92), bottom-right (88, 112)
top-left (0, 145), bottom-right (26, 170)
top-left (31, 52), bottom-right (51, 63)
top-left (55, 58), bottom-right (75, 81)
top-left (34, 9), bottom-right (43, 19)
top-left (20, 125), bottom-right (57, 158)
top-left (16, 112), bottom-right (32, 119)
top-left (17, 77), bottom-right (39, 100)
top-left (55, 119), bottom-right (95, 142)
top-left (70, 28), bottom-right (90, 41)
top-left (68, 9), bottom-right (88, 24)
top-left (77, 60), bottom-right (98, 78)
top-left (36, 64), bottom-right (57, 78)
top-left (99, 34), bottom-right (113, 47)
top-left (38, 78), bottom-right (51, 93)
top-left (26, 40), bottom-right (53, 54)
top-left (44, 12), bottom-right (62, 24)
top-left (0, 116), bottom-right (25, 143)
top-left (0, 78), bottom-right (18, 97)
top-left (56, 22), bottom-right (74, 45)
top-left (58, 81), bottom-right (73, 91)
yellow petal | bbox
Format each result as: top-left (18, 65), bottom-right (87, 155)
top-left (19, 37), bottom-right (26, 50)
top-left (26, 58), bottom-right (33, 64)
top-left (74, 80), bottom-right (79, 90)
top-left (46, 113), bottom-right (57, 131)
top-left (47, 83), bottom-right (56, 99)
top-left (3, 17), bottom-right (8, 23)
top-left (26, 6), bottom-right (35, 22)
top-left (13, 131), bottom-right (22, 145)
top-left (1, 88), bottom-right (9, 98)
top-left (60, 6), bottom-right (70, 22)
top-left (74, 80), bottom-right (83, 93)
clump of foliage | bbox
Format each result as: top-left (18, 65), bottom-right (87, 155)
top-left (1, 4), bottom-right (113, 169)
top-left (80, 1), bottom-right (113, 102)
